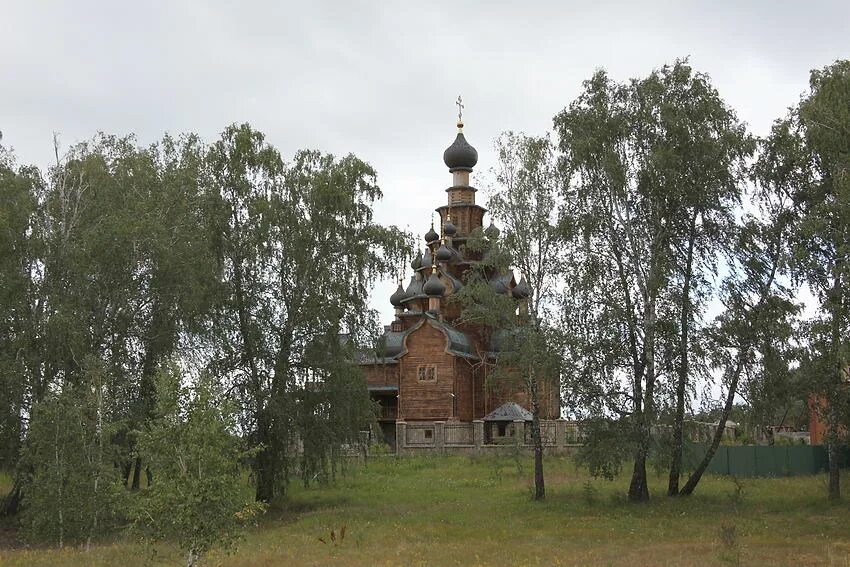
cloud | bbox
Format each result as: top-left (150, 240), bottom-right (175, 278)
top-left (2, 0), bottom-right (848, 326)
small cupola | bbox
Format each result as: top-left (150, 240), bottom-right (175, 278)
top-left (425, 223), bottom-right (439, 244)
top-left (436, 240), bottom-right (452, 262)
top-left (424, 268), bottom-right (446, 297)
top-left (422, 247), bottom-right (433, 268)
top-left (444, 215), bottom-right (457, 237)
top-left (512, 276), bottom-right (530, 299)
top-left (390, 282), bottom-right (408, 307)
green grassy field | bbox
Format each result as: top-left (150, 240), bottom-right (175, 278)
top-left (2, 456), bottom-right (850, 566)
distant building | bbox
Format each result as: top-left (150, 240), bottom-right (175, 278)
top-left (358, 118), bottom-right (558, 447)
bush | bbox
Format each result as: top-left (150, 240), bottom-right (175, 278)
top-left (131, 368), bottom-right (265, 567)
top-left (21, 362), bottom-right (125, 547)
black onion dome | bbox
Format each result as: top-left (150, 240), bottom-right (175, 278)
top-left (411, 252), bottom-right (423, 270)
top-left (436, 242), bottom-right (452, 262)
top-left (425, 225), bottom-right (439, 244)
top-left (424, 270), bottom-right (446, 296)
top-left (422, 247), bottom-right (433, 268)
top-left (390, 283), bottom-right (407, 307)
top-left (490, 275), bottom-right (510, 295)
top-left (405, 275), bottom-right (422, 297)
top-left (512, 277), bottom-right (530, 299)
top-left (485, 222), bottom-right (500, 239)
top-left (444, 218), bottom-right (457, 236)
top-left (443, 131), bottom-right (478, 172)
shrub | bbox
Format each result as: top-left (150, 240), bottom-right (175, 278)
top-left (21, 360), bottom-right (125, 548)
top-left (131, 368), bottom-right (265, 567)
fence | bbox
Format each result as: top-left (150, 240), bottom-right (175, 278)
top-left (394, 419), bottom-right (581, 455)
top-left (388, 422), bottom-right (844, 477)
top-left (683, 442), bottom-right (849, 477)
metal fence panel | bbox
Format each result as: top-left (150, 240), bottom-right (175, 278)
top-left (686, 442), bottom-right (833, 477)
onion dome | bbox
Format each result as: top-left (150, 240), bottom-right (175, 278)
top-left (445, 271), bottom-right (464, 293)
top-left (512, 277), bottom-right (530, 299)
top-left (443, 124), bottom-right (478, 172)
top-left (405, 275), bottom-right (422, 297)
top-left (490, 274), bottom-right (510, 295)
top-left (422, 247), bottom-right (433, 268)
top-left (424, 269), bottom-right (446, 296)
top-left (411, 252), bottom-right (423, 270)
top-left (436, 241), bottom-right (452, 262)
top-left (485, 222), bottom-right (500, 239)
top-left (444, 217), bottom-right (457, 236)
top-left (390, 283), bottom-right (408, 307)
top-left (425, 225), bottom-right (439, 244)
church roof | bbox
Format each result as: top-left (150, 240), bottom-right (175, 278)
top-left (356, 312), bottom-right (478, 364)
top-left (483, 402), bottom-right (533, 422)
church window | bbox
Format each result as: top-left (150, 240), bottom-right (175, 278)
top-left (418, 365), bottom-right (437, 382)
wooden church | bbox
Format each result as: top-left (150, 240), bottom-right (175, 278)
top-left (359, 113), bottom-right (559, 447)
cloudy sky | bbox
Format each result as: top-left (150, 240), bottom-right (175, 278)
top-left (2, 0), bottom-right (848, 325)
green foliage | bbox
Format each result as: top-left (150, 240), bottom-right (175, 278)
top-left (204, 124), bottom-right (409, 501)
top-left (20, 358), bottom-right (125, 547)
top-left (0, 144), bottom-right (40, 471)
top-left (297, 336), bottom-right (375, 486)
top-left (787, 61), bottom-right (850, 417)
top-left (132, 366), bottom-right (265, 565)
top-left (576, 418), bottom-right (636, 481)
top-left (554, 59), bottom-right (762, 500)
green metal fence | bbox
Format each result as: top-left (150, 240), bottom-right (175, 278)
top-left (683, 443), bottom-right (837, 477)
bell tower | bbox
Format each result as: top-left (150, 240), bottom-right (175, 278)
top-left (437, 96), bottom-right (487, 241)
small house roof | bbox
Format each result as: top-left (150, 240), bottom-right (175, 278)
top-left (483, 402), bottom-right (533, 422)
top-left (367, 385), bottom-right (399, 392)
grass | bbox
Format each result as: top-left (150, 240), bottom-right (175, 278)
top-left (0, 470), bottom-right (11, 497)
top-left (2, 456), bottom-right (850, 566)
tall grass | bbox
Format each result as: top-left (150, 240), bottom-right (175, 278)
top-left (2, 456), bottom-right (850, 566)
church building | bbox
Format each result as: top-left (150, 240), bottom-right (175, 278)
top-left (359, 113), bottom-right (560, 447)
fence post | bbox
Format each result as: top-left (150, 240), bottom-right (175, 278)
top-left (473, 420), bottom-right (484, 452)
top-left (555, 419), bottom-right (566, 453)
top-left (395, 421), bottom-right (406, 456)
top-left (435, 421), bottom-right (445, 454)
top-left (513, 420), bottom-right (525, 447)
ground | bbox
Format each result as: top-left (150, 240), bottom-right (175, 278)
top-left (1, 456), bottom-right (850, 566)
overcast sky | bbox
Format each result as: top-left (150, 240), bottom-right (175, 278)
top-left (2, 0), bottom-right (848, 327)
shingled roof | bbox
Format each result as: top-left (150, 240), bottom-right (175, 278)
top-left (483, 402), bottom-right (533, 422)
top-left (355, 312), bottom-right (479, 365)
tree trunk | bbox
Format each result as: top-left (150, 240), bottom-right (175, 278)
top-left (669, 212), bottom-right (697, 496)
top-left (630, 270), bottom-right (657, 503)
top-left (827, 438), bottom-right (841, 501)
top-left (827, 402), bottom-right (841, 501)
top-left (131, 456), bottom-right (142, 490)
top-left (529, 373), bottom-right (545, 501)
top-left (122, 460), bottom-right (133, 488)
top-left (0, 479), bottom-right (23, 517)
top-left (254, 411), bottom-right (276, 502)
top-left (826, 269), bottom-right (842, 502)
top-left (628, 446), bottom-right (650, 502)
top-left (680, 356), bottom-right (745, 495)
